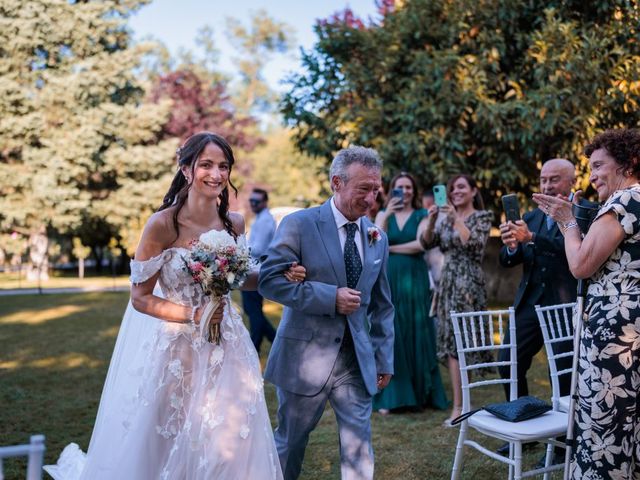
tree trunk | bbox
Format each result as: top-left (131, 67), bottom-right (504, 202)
top-left (26, 230), bottom-right (49, 282)
top-left (79, 258), bottom-right (85, 279)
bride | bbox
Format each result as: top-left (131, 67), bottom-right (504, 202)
top-left (45, 132), bottom-right (305, 480)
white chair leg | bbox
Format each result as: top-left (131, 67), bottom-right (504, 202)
top-left (508, 443), bottom-right (514, 480)
top-left (542, 441), bottom-right (554, 480)
top-left (450, 421), bottom-right (468, 480)
top-left (26, 435), bottom-right (45, 480)
top-left (513, 442), bottom-right (523, 480)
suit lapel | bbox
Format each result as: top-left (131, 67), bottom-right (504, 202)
top-left (532, 208), bottom-right (545, 234)
top-left (317, 200), bottom-right (347, 286)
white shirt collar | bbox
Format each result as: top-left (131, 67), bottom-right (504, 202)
top-left (330, 197), bottom-right (361, 231)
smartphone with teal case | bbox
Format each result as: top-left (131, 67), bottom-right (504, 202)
top-left (433, 184), bottom-right (447, 207)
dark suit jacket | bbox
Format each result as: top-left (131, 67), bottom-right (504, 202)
top-left (499, 207), bottom-right (578, 312)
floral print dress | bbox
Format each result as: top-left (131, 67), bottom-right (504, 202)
top-left (572, 186), bottom-right (640, 480)
top-left (428, 210), bottom-right (493, 364)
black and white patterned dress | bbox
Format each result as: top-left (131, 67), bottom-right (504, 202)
top-left (572, 185), bottom-right (640, 480)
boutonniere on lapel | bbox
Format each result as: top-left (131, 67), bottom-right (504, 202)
top-left (367, 226), bottom-right (381, 246)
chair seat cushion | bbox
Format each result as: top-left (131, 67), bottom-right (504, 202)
top-left (558, 395), bottom-right (570, 413)
top-left (468, 410), bottom-right (568, 442)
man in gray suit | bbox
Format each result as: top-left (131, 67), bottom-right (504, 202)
top-left (259, 146), bottom-right (395, 480)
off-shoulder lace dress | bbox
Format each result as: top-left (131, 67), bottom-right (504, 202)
top-left (45, 238), bottom-right (282, 480)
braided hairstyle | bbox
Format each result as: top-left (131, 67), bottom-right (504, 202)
top-left (158, 132), bottom-right (239, 240)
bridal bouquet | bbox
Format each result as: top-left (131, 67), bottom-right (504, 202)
top-left (183, 229), bottom-right (253, 344)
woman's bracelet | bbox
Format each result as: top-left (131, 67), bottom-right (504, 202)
top-left (187, 306), bottom-right (198, 327)
top-left (559, 220), bottom-right (578, 234)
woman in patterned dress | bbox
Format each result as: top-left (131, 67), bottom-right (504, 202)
top-left (534, 128), bottom-right (640, 479)
top-left (420, 174), bottom-right (493, 426)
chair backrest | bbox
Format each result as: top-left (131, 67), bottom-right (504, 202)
top-left (0, 435), bottom-right (45, 480)
top-left (535, 302), bottom-right (576, 410)
top-left (450, 308), bottom-right (517, 412)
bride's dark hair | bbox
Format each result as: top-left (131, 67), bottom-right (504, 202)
top-left (158, 132), bottom-right (239, 239)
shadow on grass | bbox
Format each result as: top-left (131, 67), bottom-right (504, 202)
top-left (1, 292), bottom-right (562, 479)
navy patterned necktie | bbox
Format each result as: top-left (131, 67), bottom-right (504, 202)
top-left (344, 223), bottom-right (362, 289)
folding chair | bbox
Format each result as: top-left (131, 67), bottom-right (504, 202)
top-left (450, 308), bottom-right (568, 480)
top-left (0, 435), bottom-right (45, 480)
top-left (535, 302), bottom-right (576, 412)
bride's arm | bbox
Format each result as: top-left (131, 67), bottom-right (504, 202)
top-left (232, 212), bottom-right (306, 291)
top-left (130, 212), bottom-right (207, 325)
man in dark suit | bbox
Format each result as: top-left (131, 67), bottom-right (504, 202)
top-left (497, 158), bottom-right (580, 461)
top-left (498, 158), bottom-right (580, 397)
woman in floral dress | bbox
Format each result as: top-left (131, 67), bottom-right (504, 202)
top-left (534, 128), bottom-right (640, 479)
top-left (421, 174), bottom-right (493, 426)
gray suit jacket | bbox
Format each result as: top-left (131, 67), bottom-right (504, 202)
top-left (258, 199), bottom-right (395, 396)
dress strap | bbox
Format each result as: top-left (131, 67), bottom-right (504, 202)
top-left (130, 250), bottom-right (173, 285)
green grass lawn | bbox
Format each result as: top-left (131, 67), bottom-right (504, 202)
top-left (0, 270), bottom-right (130, 291)
top-left (1, 291), bottom-right (562, 479)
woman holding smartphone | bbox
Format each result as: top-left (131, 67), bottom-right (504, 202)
top-left (373, 172), bottom-right (447, 414)
top-left (420, 174), bottom-right (493, 426)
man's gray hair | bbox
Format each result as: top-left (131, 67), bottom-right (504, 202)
top-left (329, 146), bottom-right (382, 190)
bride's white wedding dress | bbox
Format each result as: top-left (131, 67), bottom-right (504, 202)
top-left (45, 239), bottom-right (283, 480)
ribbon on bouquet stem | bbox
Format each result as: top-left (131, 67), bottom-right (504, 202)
top-left (199, 295), bottom-right (224, 344)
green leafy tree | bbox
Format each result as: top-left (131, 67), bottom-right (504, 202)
top-left (249, 127), bottom-right (329, 207)
top-left (282, 0), bottom-right (640, 209)
top-left (226, 10), bottom-right (295, 116)
top-left (0, 0), bottom-right (174, 276)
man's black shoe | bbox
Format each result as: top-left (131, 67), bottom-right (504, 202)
top-left (534, 452), bottom-right (564, 469)
top-left (496, 441), bottom-right (539, 456)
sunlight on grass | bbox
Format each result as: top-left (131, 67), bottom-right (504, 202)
top-left (1, 352), bottom-right (104, 370)
top-left (97, 325), bottom-right (120, 339)
top-left (0, 305), bottom-right (88, 325)
top-left (263, 300), bottom-right (282, 317)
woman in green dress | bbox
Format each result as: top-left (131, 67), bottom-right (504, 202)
top-left (373, 172), bottom-right (447, 413)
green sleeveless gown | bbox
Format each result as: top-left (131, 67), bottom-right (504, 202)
top-left (373, 209), bottom-right (447, 411)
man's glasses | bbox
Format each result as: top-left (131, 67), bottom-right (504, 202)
top-left (249, 198), bottom-right (263, 205)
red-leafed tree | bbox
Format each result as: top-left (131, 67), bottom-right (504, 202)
top-left (150, 69), bottom-right (262, 150)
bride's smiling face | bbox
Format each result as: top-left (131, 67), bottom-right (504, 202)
top-left (184, 142), bottom-right (230, 199)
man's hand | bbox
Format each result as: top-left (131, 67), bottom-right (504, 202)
top-left (509, 220), bottom-right (533, 244)
top-left (499, 222), bottom-right (518, 249)
top-left (377, 373), bottom-right (392, 390)
top-left (336, 287), bottom-right (361, 315)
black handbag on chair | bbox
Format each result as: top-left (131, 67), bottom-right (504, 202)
top-left (451, 396), bottom-right (552, 425)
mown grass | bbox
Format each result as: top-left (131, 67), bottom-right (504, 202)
top-left (1, 291), bottom-right (562, 479)
top-left (0, 270), bottom-right (129, 291)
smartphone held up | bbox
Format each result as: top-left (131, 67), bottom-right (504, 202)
top-left (433, 185), bottom-right (447, 207)
top-left (501, 194), bottom-right (521, 222)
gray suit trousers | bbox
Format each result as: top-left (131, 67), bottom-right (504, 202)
top-left (274, 338), bottom-right (374, 480)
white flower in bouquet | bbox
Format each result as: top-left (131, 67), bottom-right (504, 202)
top-left (199, 229), bottom-right (236, 249)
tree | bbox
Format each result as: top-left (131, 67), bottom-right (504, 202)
top-left (249, 127), bottom-right (329, 207)
top-left (226, 10), bottom-right (295, 116)
top-left (0, 0), bottom-right (174, 275)
top-left (149, 69), bottom-right (261, 149)
top-left (281, 0), bottom-right (640, 209)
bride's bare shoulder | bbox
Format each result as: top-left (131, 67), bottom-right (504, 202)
top-left (137, 209), bottom-right (177, 255)
top-left (229, 211), bottom-right (245, 236)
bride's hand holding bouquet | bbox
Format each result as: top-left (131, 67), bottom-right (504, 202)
top-left (183, 229), bottom-right (254, 344)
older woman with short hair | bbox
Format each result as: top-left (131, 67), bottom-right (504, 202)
top-left (534, 128), bottom-right (640, 479)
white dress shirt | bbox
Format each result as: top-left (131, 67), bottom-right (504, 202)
top-left (330, 197), bottom-right (364, 262)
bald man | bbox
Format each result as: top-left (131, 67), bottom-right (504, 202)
top-left (498, 159), bottom-right (579, 399)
